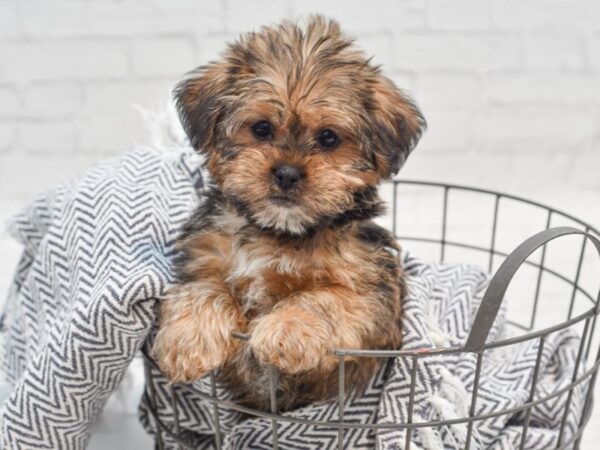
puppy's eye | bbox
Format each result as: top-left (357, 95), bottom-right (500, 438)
top-left (251, 120), bottom-right (272, 140)
top-left (317, 129), bottom-right (340, 150)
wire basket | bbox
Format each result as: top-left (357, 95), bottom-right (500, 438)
top-left (142, 180), bottom-right (600, 450)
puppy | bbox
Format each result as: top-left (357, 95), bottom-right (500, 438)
top-left (152, 16), bottom-right (425, 411)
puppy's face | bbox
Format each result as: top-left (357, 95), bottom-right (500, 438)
top-left (175, 17), bottom-right (425, 235)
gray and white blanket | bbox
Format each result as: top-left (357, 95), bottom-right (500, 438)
top-left (0, 148), bottom-right (589, 449)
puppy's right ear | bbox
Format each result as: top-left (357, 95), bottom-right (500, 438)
top-left (173, 64), bottom-right (228, 151)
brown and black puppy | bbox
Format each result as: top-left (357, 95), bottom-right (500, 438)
top-left (152, 16), bottom-right (425, 411)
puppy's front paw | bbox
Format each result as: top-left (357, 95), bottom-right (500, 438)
top-left (250, 307), bottom-right (333, 374)
top-left (152, 286), bottom-right (244, 383)
top-left (153, 329), bottom-right (219, 383)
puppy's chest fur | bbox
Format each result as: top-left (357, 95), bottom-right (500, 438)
top-left (228, 245), bottom-right (312, 319)
top-left (180, 199), bottom-right (377, 318)
top-left (227, 234), bottom-right (359, 320)
top-left (174, 195), bottom-right (404, 410)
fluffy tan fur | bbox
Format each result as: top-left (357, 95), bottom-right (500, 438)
top-left (152, 15), bottom-right (425, 411)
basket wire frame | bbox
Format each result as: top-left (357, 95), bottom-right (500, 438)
top-left (142, 180), bottom-right (600, 450)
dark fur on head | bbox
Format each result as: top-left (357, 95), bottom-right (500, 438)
top-left (174, 15), bottom-right (425, 236)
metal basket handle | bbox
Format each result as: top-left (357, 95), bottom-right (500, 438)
top-left (464, 226), bottom-right (600, 353)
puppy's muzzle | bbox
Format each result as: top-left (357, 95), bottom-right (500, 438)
top-left (272, 165), bottom-right (305, 191)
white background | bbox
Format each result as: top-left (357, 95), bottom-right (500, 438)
top-left (1, 0), bottom-right (599, 448)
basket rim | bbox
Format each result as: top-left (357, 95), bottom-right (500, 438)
top-left (392, 178), bottom-right (600, 238)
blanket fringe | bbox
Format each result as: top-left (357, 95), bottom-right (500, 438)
top-left (425, 367), bottom-right (483, 450)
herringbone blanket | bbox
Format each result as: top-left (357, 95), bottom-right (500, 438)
top-left (1, 148), bottom-right (588, 449)
top-left (0, 149), bottom-right (203, 449)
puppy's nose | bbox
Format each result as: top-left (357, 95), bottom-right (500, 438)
top-left (272, 165), bottom-right (304, 191)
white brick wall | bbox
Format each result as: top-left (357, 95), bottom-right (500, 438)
top-left (0, 0), bottom-right (598, 228)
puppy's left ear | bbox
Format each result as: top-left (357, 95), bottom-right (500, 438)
top-left (173, 63), bottom-right (229, 152)
top-left (369, 76), bottom-right (426, 178)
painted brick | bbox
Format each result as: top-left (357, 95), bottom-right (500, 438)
top-left (290, 0), bottom-right (427, 32)
top-left (428, 0), bottom-right (491, 31)
top-left (473, 106), bottom-right (598, 152)
top-left (401, 150), bottom-right (513, 192)
top-left (507, 151), bottom-right (577, 196)
top-left (20, 0), bottom-right (88, 37)
top-left (76, 111), bottom-right (149, 155)
top-left (0, 41), bottom-right (129, 82)
top-left (87, 0), bottom-right (225, 36)
top-left (0, 123), bottom-right (16, 152)
top-left (82, 80), bottom-right (174, 115)
top-left (226, 0), bottom-right (290, 32)
top-left (132, 37), bottom-right (195, 78)
top-left (484, 74), bottom-right (600, 105)
top-left (590, 34), bottom-right (600, 69)
top-left (523, 33), bottom-right (585, 70)
top-left (0, 153), bottom-right (99, 200)
top-left (0, 87), bottom-right (20, 118)
top-left (17, 121), bottom-right (78, 154)
top-left (572, 143), bottom-right (600, 191)
top-left (392, 34), bottom-right (521, 71)
top-left (22, 83), bottom-right (82, 119)
top-left (0, 1), bottom-right (19, 39)
top-left (416, 108), bottom-right (473, 153)
top-left (491, 0), bottom-right (600, 30)
top-left (415, 74), bottom-right (481, 109)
